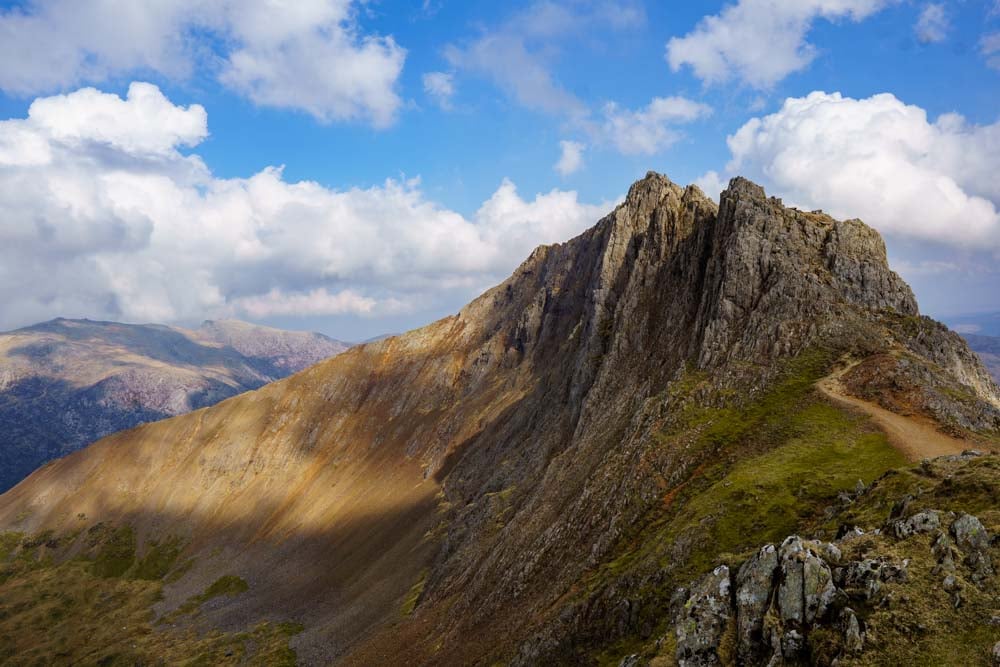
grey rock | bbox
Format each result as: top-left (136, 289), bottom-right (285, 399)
top-left (618, 654), bottom-right (641, 667)
top-left (676, 565), bottom-right (733, 666)
top-left (965, 550), bottom-right (994, 582)
top-left (887, 510), bottom-right (941, 539)
top-left (776, 537), bottom-right (836, 625)
top-left (736, 544), bottom-right (779, 664)
top-left (839, 557), bottom-right (907, 600)
top-left (952, 514), bottom-right (991, 552)
top-left (779, 629), bottom-right (805, 660)
top-left (844, 608), bottom-right (863, 654)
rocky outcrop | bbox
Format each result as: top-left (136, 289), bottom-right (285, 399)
top-left (676, 565), bottom-right (733, 665)
top-left (669, 504), bottom-right (994, 666)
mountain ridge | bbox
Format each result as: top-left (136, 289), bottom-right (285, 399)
top-left (1, 172), bottom-right (997, 665)
top-left (0, 317), bottom-right (350, 491)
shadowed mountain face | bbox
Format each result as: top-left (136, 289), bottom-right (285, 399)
top-left (964, 334), bottom-right (1000, 384)
top-left (0, 319), bottom-right (349, 492)
top-left (1, 174), bottom-right (998, 666)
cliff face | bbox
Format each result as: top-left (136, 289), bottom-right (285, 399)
top-left (0, 318), bottom-right (349, 492)
top-left (0, 173), bottom-right (997, 666)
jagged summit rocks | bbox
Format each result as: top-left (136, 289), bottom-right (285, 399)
top-left (0, 173), bottom-right (997, 665)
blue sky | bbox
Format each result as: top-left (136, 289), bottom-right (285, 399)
top-left (0, 0), bottom-right (998, 339)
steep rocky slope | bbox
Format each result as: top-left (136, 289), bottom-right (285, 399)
top-left (0, 318), bottom-right (349, 492)
top-left (0, 173), bottom-right (997, 666)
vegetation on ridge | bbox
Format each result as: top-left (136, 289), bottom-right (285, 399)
top-left (581, 350), bottom-right (910, 663)
top-left (0, 526), bottom-right (300, 665)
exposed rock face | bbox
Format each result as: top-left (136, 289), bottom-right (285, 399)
top-left (676, 565), bottom-right (732, 666)
top-left (667, 501), bottom-right (996, 666)
top-left (0, 318), bottom-right (349, 491)
top-left (0, 173), bottom-right (996, 665)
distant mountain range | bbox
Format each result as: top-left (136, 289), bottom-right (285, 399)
top-left (0, 318), bottom-right (349, 491)
top-left (963, 333), bottom-right (1000, 384)
top-left (947, 311), bottom-right (1000, 336)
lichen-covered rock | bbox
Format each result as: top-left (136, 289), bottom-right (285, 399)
top-left (888, 510), bottom-right (942, 538)
top-left (952, 514), bottom-right (991, 552)
top-left (618, 654), bottom-right (641, 667)
top-left (675, 565), bottom-right (733, 666)
top-left (844, 608), bottom-right (864, 654)
top-left (775, 537), bottom-right (836, 625)
top-left (736, 544), bottom-right (779, 664)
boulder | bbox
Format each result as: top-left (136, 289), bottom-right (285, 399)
top-left (844, 608), bottom-right (864, 654)
top-left (952, 514), bottom-right (991, 552)
top-left (735, 544), bottom-right (779, 664)
top-left (676, 565), bottom-right (733, 666)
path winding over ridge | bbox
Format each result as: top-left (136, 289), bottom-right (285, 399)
top-left (817, 362), bottom-right (972, 462)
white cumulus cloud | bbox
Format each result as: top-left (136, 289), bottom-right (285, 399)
top-left (601, 97), bottom-right (712, 155)
top-left (554, 140), bottom-right (585, 176)
top-left (666, 0), bottom-right (893, 88)
top-left (0, 83), bottom-right (613, 330)
top-left (0, 0), bottom-right (404, 127)
top-left (25, 82), bottom-right (208, 157)
top-left (710, 91), bottom-right (1000, 248)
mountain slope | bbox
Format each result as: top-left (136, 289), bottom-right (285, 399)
top-left (0, 318), bottom-right (349, 491)
top-left (964, 333), bottom-right (1000, 384)
top-left (0, 173), bottom-right (997, 666)
top-left (193, 319), bottom-right (351, 375)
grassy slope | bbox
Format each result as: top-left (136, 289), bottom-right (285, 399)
top-left (0, 527), bottom-right (301, 666)
top-left (583, 351), bottom-right (910, 664)
top-left (1, 347), bottom-right (993, 666)
top-left (582, 350), bottom-right (997, 666)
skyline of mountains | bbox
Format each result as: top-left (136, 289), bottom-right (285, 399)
top-left (0, 317), bottom-right (350, 492)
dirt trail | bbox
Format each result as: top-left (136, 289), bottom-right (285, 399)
top-left (817, 363), bottom-right (972, 462)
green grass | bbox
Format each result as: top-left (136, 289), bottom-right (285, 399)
top-left (132, 537), bottom-right (184, 580)
top-left (665, 401), bottom-right (905, 575)
top-left (166, 574), bottom-right (252, 620)
top-left (90, 526), bottom-right (136, 578)
top-left (0, 532), bottom-right (23, 561)
top-left (401, 569), bottom-right (428, 616)
top-left (0, 530), bottom-right (299, 666)
top-left (199, 575), bottom-right (249, 601)
top-left (576, 349), bottom-right (910, 663)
